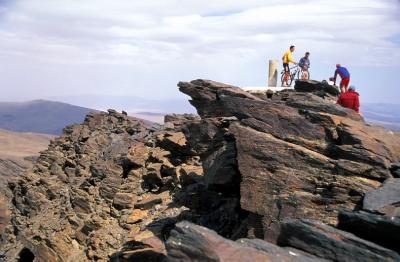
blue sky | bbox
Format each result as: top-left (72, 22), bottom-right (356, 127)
top-left (0, 0), bottom-right (399, 112)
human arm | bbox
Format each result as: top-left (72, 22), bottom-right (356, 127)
top-left (303, 59), bottom-right (310, 69)
top-left (333, 70), bottom-right (338, 85)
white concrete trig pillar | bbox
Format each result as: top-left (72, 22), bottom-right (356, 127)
top-left (268, 59), bottom-right (279, 87)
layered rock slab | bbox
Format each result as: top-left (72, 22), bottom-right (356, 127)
top-left (231, 123), bottom-right (377, 241)
top-left (278, 219), bottom-right (400, 262)
top-left (166, 221), bottom-right (322, 262)
top-left (179, 79), bottom-right (400, 242)
top-left (363, 178), bottom-right (400, 216)
top-left (338, 209), bottom-right (400, 253)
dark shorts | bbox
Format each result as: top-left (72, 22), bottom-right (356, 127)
top-left (283, 63), bottom-right (289, 72)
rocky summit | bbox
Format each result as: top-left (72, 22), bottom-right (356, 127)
top-left (1, 80), bottom-right (400, 262)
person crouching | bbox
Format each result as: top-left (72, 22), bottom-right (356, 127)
top-left (337, 85), bottom-right (360, 113)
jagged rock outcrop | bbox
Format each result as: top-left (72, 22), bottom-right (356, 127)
top-left (179, 79), bottom-right (400, 242)
top-left (1, 110), bottom-right (207, 261)
top-left (2, 79), bottom-right (400, 261)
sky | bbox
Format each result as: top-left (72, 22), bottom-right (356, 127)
top-left (0, 0), bottom-right (399, 112)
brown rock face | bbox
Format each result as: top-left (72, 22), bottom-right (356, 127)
top-left (126, 142), bottom-right (149, 167)
top-left (1, 110), bottom-right (204, 261)
top-left (179, 79), bottom-right (400, 242)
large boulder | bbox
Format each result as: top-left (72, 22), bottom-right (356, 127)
top-left (294, 79), bottom-right (340, 96)
top-left (166, 221), bottom-right (321, 262)
top-left (183, 117), bottom-right (240, 190)
top-left (179, 79), bottom-right (400, 242)
top-left (363, 178), bottom-right (400, 216)
top-left (278, 219), bottom-right (400, 262)
top-left (338, 209), bottom-right (400, 253)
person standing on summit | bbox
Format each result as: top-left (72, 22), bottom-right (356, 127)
top-left (332, 64), bottom-right (351, 93)
top-left (282, 45), bottom-right (297, 86)
top-left (298, 52), bottom-right (311, 79)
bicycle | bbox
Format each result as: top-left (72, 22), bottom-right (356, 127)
top-left (281, 65), bottom-right (310, 87)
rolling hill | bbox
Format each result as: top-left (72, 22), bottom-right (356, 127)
top-left (0, 100), bottom-right (97, 135)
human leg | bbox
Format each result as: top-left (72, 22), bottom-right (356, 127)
top-left (341, 78), bottom-right (350, 92)
top-left (301, 67), bottom-right (309, 80)
top-left (283, 63), bottom-right (290, 85)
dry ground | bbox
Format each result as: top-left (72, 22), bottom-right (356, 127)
top-left (0, 129), bottom-right (54, 236)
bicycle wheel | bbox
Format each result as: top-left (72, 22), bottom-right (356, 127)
top-left (281, 71), bottom-right (289, 87)
top-left (296, 69), bottom-right (302, 80)
top-left (287, 72), bottom-right (294, 86)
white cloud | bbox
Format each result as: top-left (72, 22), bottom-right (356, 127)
top-left (0, 0), bottom-right (399, 103)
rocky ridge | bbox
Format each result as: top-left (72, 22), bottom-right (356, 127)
top-left (1, 79), bottom-right (400, 261)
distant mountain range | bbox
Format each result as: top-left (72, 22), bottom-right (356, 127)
top-left (362, 103), bottom-right (400, 131)
top-left (0, 100), bottom-right (96, 135)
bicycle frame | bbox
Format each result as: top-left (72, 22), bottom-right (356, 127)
top-left (281, 65), bottom-right (305, 86)
top-left (281, 66), bottom-right (299, 75)
top-left (288, 66), bottom-right (299, 79)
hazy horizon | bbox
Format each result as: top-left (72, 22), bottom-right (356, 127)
top-left (1, 1), bottom-right (400, 107)
top-left (1, 96), bottom-right (399, 115)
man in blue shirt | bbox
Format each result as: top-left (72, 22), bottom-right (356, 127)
top-left (298, 52), bottom-right (310, 79)
top-left (333, 64), bottom-right (351, 93)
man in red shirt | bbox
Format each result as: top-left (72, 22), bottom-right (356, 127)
top-left (337, 85), bottom-right (360, 113)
